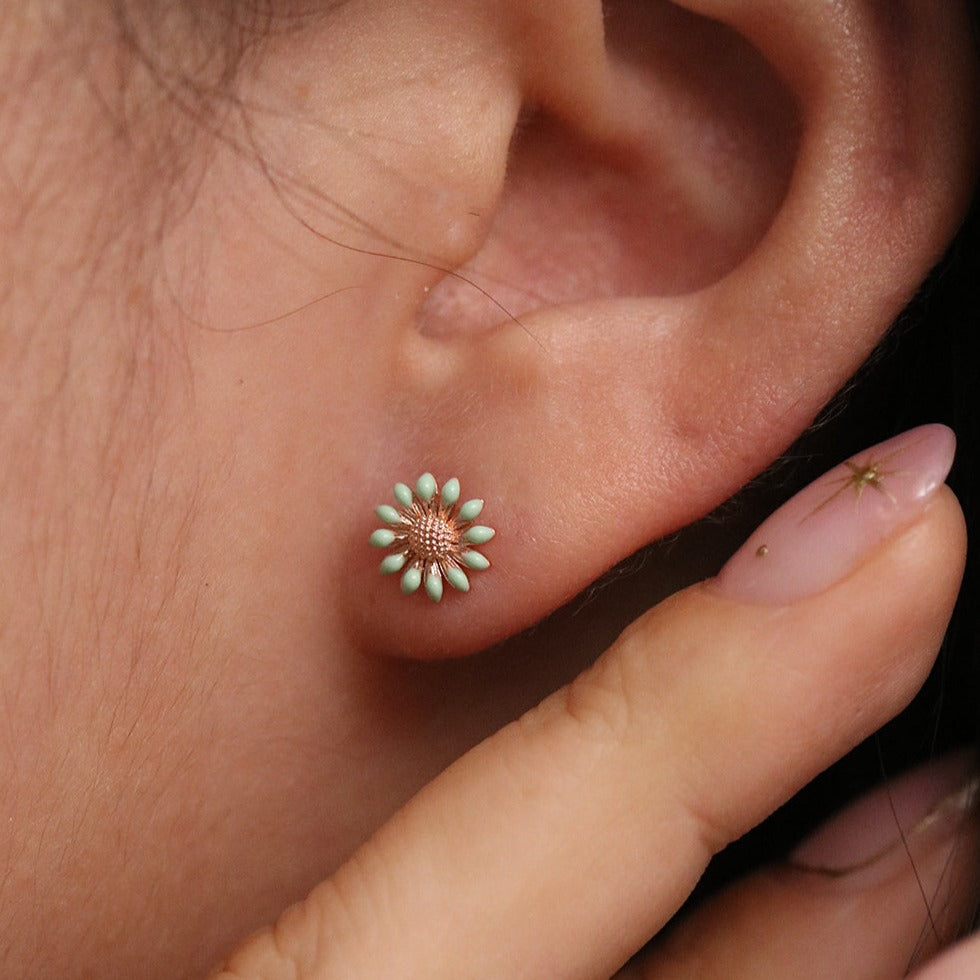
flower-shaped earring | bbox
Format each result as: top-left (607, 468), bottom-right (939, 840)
top-left (369, 473), bottom-right (495, 601)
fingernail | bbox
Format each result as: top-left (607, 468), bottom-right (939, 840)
top-left (789, 750), bottom-right (979, 881)
top-left (714, 424), bottom-right (955, 604)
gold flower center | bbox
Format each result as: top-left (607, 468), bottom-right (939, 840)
top-left (408, 510), bottom-right (458, 562)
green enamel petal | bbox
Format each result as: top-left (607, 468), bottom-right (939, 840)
top-left (369, 529), bottom-right (396, 548)
top-left (445, 566), bottom-right (470, 592)
top-left (462, 525), bottom-right (495, 545)
top-left (441, 478), bottom-right (460, 507)
top-left (393, 483), bottom-right (413, 507)
top-left (461, 550), bottom-right (490, 571)
top-left (401, 566), bottom-right (422, 594)
top-left (458, 498), bottom-right (484, 522)
top-left (425, 571), bottom-right (444, 602)
top-left (380, 553), bottom-right (407, 575)
top-left (415, 472), bottom-right (436, 501)
top-left (376, 504), bottom-right (402, 525)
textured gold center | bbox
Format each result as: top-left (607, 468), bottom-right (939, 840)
top-left (408, 511), bottom-right (458, 562)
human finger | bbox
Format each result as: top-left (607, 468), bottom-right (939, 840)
top-left (911, 931), bottom-right (980, 979)
top-left (628, 751), bottom-right (980, 979)
top-left (214, 425), bottom-right (965, 978)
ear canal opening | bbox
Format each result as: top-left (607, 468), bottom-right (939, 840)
top-left (416, 0), bottom-right (800, 339)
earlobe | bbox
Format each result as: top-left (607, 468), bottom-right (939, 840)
top-left (355, 0), bottom-right (977, 658)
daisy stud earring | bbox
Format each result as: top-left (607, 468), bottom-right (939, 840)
top-left (369, 473), bottom-right (495, 602)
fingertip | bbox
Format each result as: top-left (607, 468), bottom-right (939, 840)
top-left (714, 425), bottom-right (960, 605)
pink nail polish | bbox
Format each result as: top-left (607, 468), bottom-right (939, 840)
top-left (714, 424), bottom-right (955, 604)
top-left (789, 750), bottom-right (977, 878)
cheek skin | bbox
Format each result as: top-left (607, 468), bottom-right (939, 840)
top-left (0, 9), bottom-right (527, 972)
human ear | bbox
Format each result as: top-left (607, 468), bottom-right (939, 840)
top-left (343, 0), bottom-right (976, 657)
top-left (178, 0), bottom-right (976, 659)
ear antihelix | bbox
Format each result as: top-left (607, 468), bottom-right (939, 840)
top-left (677, 0), bottom-right (978, 329)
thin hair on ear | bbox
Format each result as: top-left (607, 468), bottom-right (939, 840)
top-left (110, 0), bottom-right (543, 348)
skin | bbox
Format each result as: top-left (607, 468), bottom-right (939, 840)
top-left (0, 0), bottom-right (977, 976)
